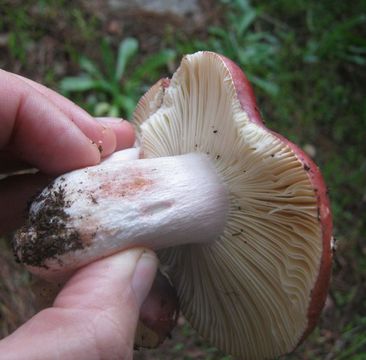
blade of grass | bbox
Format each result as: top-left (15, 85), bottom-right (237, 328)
top-left (79, 57), bottom-right (104, 80)
top-left (101, 39), bottom-right (117, 80)
top-left (115, 37), bottom-right (138, 82)
top-left (59, 76), bottom-right (99, 92)
top-left (129, 49), bottom-right (176, 83)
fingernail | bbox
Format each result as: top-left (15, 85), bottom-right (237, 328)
top-left (132, 250), bottom-right (158, 307)
top-left (95, 117), bottom-right (126, 125)
top-left (97, 126), bottom-right (116, 156)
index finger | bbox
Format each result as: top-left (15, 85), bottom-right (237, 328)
top-left (0, 70), bottom-right (105, 174)
top-left (14, 74), bottom-right (135, 154)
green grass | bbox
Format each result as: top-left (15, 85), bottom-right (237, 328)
top-left (59, 37), bottom-right (176, 118)
top-left (1, 0), bottom-right (365, 358)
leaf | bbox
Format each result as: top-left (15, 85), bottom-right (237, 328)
top-left (247, 74), bottom-right (279, 96)
top-left (108, 104), bottom-right (120, 117)
top-left (130, 49), bottom-right (176, 83)
top-left (59, 76), bottom-right (98, 92)
top-left (94, 102), bottom-right (111, 116)
top-left (236, 0), bottom-right (251, 11)
top-left (115, 37), bottom-right (138, 81)
top-left (246, 32), bottom-right (278, 45)
top-left (101, 39), bottom-right (116, 80)
top-left (208, 26), bottom-right (227, 39)
top-left (79, 57), bottom-right (103, 80)
top-left (342, 54), bottom-right (366, 65)
top-left (236, 9), bottom-right (257, 36)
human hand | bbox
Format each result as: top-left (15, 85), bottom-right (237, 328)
top-left (0, 70), bottom-right (158, 360)
top-left (0, 69), bottom-right (136, 234)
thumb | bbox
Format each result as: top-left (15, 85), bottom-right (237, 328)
top-left (0, 248), bottom-right (158, 360)
top-left (54, 248), bottom-right (158, 358)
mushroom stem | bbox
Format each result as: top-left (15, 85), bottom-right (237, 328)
top-left (14, 149), bottom-right (229, 280)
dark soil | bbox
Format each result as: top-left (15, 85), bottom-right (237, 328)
top-left (13, 180), bottom-right (83, 268)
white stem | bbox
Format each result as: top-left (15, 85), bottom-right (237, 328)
top-left (15, 150), bottom-right (229, 279)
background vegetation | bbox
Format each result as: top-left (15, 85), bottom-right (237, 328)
top-left (0, 0), bottom-right (365, 358)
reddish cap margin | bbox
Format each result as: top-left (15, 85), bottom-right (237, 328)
top-left (220, 53), bottom-right (333, 347)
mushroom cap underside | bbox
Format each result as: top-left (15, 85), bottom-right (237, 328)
top-left (133, 51), bottom-right (332, 359)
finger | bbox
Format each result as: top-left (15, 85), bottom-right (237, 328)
top-left (14, 75), bottom-right (136, 156)
top-left (0, 249), bottom-right (158, 360)
top-left (13, 74), bottom-right (119, 157)
top-left (96, 118), bottom-right (135, 151)
top-left (13, 74), bottom-right (136, 155)
top-left (0, 173), bottom-right (53, 235)
top-left (0, 70), bottom-right (104, 174)
top-left (31, 269), bottom-right (179, 348)
top-left (0, 118), bottom-right (135, 174)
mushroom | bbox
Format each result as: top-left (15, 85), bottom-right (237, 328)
top-left (14, 51), bottom-right (332, 359)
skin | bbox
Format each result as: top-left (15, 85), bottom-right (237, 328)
top-left (0, 69), bottom-right (158, 360)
